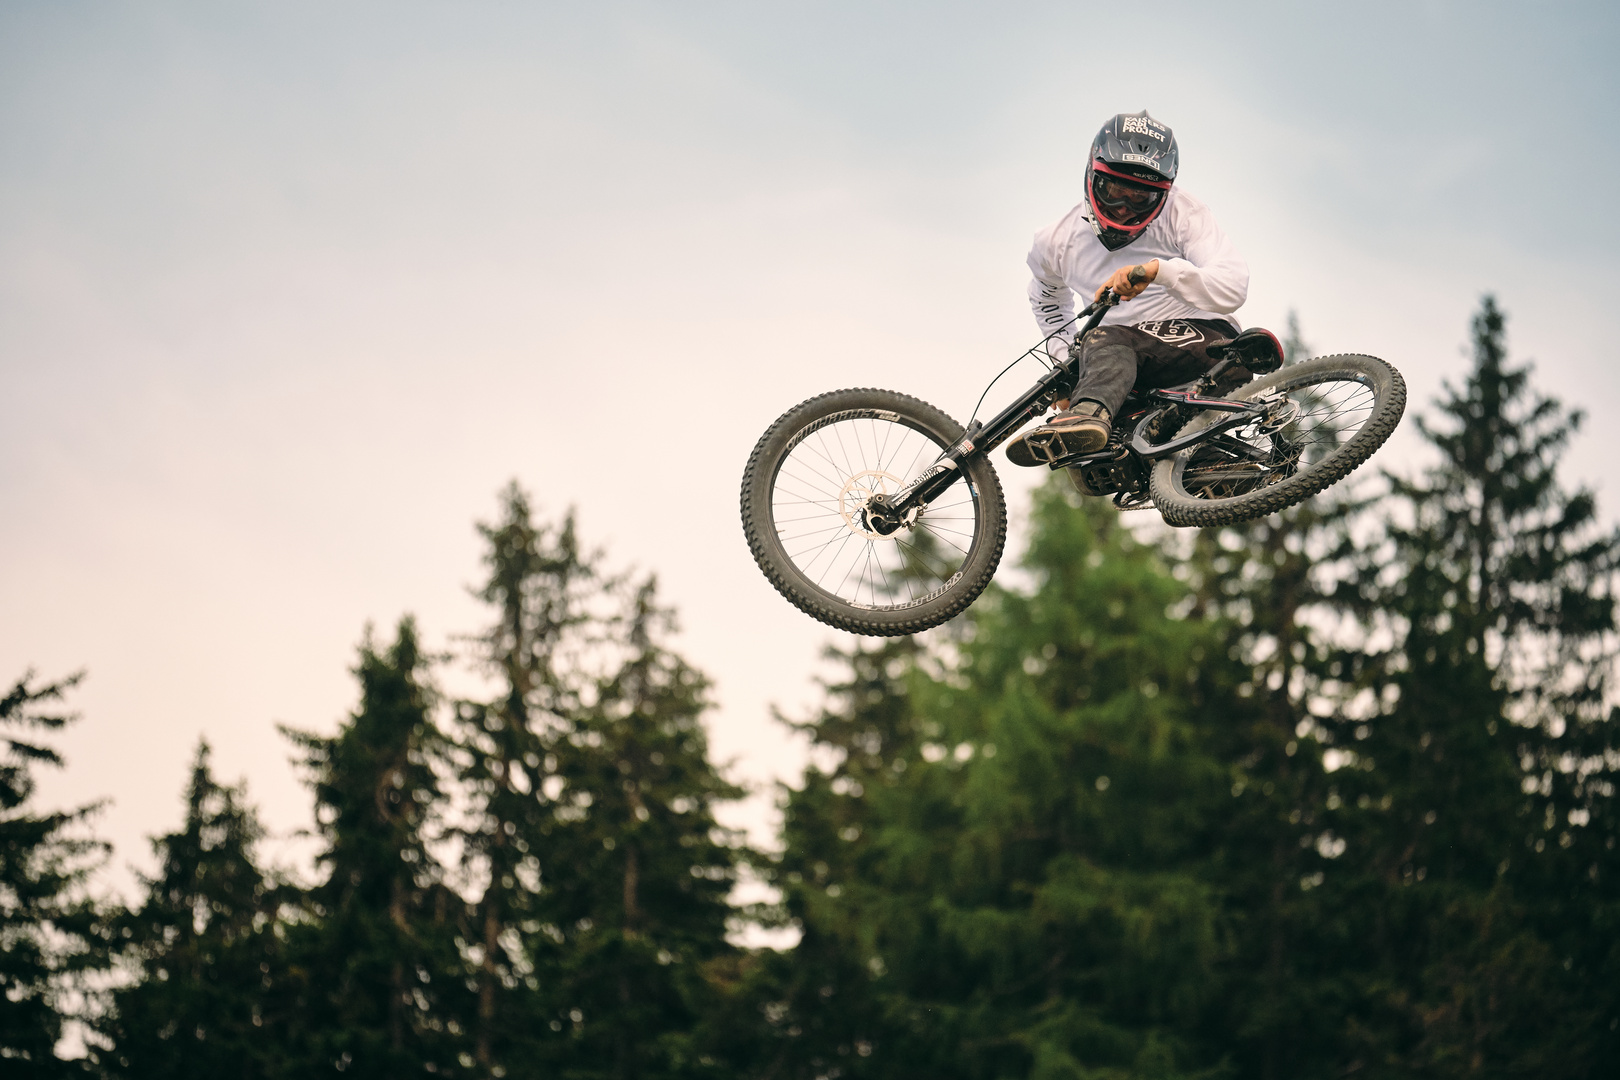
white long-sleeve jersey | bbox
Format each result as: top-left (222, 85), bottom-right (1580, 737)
top-left (1027, 187), bottom-right (1249, 353)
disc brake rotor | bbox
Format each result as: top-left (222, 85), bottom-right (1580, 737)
top-left (838, 470), bottom-right (916, 536)
top-left (1258, 395), bottom-right (1303, 435)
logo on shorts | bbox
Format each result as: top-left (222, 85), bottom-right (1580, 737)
top-left (1134, 321), bottom-right (1203, 345)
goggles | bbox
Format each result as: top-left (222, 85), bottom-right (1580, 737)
top-left (1093, 175), bottom-right (1163, 213)
top-left (1089, 162), bottom-right (1170, 228)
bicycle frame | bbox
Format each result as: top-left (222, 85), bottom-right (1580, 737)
top-left (862, 291), bottom-right (1266, 533)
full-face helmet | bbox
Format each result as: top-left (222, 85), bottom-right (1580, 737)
top-left (1085, 111), bottom-right (1178, 251)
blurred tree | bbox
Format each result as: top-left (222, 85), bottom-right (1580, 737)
top-left (456, 484), bottom-right (600, 1077)
top-left (281, 617), bottom-right (468, 1077)
top-left (1182, 498), bottom-right (1362, 1080)
top-left (730, 632), bottom-right (926, 1079)
top-left (458, 485), bottom-right (747, 1079)
top-left (1312, 295), bottom-right (1620, 1075)
top-left (545, 578), bottom-right (744, 1079)
top-left (1175, 307), bottom-right (1374, 1076)
top-left (0, 671), bottom-right (106, 1078)
top-left (753, 490), bottom-right (1237, 1079)
top-left (1281, 308), bottom-right (1310, 365)
top-left (93, 741), bottom-right (290, 1078)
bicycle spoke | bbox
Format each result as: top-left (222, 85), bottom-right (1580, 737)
top-left (771, 410), bottom-right (983, 611)
top-left (1179, 374), bottom-right (1380, 501)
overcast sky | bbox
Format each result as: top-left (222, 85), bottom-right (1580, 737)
top-left (3, 0), bottom-right (1618, 895)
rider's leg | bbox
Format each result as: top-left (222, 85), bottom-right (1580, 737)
top-left (1127, 319), bottom-right (1250, 394)
top-left (1001, 328), bottom-right (1138, 467)
top-left (1066, 318), bottom-right (1246, 419)
top-left (1005, 326), bottom-right (1153, 467)
top-left (1066, 326), bottom-right (1140, 418)
top-left (1005, 319), bottom-right (1247, 468)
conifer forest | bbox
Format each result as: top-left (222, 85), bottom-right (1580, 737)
top-left (7, 297), bottom-right (1620, 1079)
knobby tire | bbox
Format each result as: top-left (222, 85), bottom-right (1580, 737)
top-left (1149, 354), bottom-right (1406, 528)
top-left (740, 389), bottom-right (1007, 636)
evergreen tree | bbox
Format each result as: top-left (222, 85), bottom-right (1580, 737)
top-left (1316, 295), bottom-right (1620, 1075)
top-left (457, 484), bottom-right (600, 1076)
top-left (282, 617), bottom-right (467, 1077)
top-left (1175, 311), bottom-right (1373, 1077)
top-left (0, 670), bottom-right (106, 1077)
top-left (94, 741), bottom-right (289, 1078)
top-left (728, 632), bottom-right (928, 1079)
top-left (1185, 496), bottom-right (1375, 1079)
top-left (545, 578), bottom-right (744, 1079)
top-left (458, 486), bottom-right (747, 1078)
top-left (757, 490), bottom-right (1237, 1079)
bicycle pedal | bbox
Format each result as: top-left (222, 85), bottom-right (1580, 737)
top-left (1028, 431), bottom-right (1064, 462)
top-left (1007, 429), bottom-right (1065, 468)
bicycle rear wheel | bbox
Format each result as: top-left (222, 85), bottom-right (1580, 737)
top-left (1148, 354), bottom-right (1405, 528)
top-left (740, 388), bottom-right (1007, 636)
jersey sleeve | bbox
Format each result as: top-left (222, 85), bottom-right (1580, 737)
top-left (1027, 222), bottom-right (1077, 357)
top-left (1153, 193), bottom-right (1249, 315)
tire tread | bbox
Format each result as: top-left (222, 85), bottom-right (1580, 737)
top-left (1149, 354), bottom-right (1406, 528)
top-left (740, 388), bottom-right (1007, 636)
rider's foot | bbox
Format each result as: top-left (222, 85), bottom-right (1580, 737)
top-left (1005, 401), bottom-right (1112, 467)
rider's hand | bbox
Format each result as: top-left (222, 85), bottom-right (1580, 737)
top-left (1095, 259), bottom-right (1159, 303)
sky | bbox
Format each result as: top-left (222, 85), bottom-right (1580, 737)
top-left (3, 0), bottom-right (1618, 898)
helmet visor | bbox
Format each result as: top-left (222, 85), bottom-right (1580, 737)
top-left (1090, 171), bottom-right (1166, 227)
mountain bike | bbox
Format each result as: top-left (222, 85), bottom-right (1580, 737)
top-left (740, 291), bottom-right (1406, 636)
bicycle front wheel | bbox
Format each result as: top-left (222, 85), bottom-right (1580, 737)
top-left (1149, 354), bottom-right (1406, 528)
top-left (740, 388), bottom-right (1007, 636)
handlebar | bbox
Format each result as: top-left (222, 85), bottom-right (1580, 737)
top-left (1075, 288), bottom-right (1121, 336)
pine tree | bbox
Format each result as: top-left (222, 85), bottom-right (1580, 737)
top-left (94, 741), bottom-right (289, 1078)
top-left (544, 578), bottom-right (744, 1080)
top-left (458, 486), bottom-right (747, 1078)
top-left (736, 633), bottom-right (930, 1079)
top-left (1174, 307), bottom-right (1378, 1077)
top-left (457, 484), bottom-right (599, 1076)
top-left (757, 488), bottom-right (1237, 1079)
top-left (1306, 296), bottom-right (1620, 1074)
top-left (0, 670), bottom-right (106, 1078)
top-left (1182, 502), bottom-right (1346, 1080)
top-left (281, 617), bottom-right (467, 1077)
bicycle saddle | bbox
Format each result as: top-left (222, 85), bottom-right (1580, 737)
top-left (1207, 327), bottom-right (1284, 375)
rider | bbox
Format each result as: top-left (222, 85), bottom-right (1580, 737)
top-left (1005, 110), bottom-right (1282, 469)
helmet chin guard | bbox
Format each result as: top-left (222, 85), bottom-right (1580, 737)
top-left (1084, 111), bottom-right (1178, 250)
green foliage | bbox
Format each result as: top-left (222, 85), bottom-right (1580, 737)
top-left (1313, 295), bottom-right (1620, 1076)
top-left (455, 484), bottom-right (600, 1075)
top-left (281, 617), bottom-right (468, 1077)
top-left (33, 299), bottom-right (1620, 1076)
top-left (94, 741), bottom-right (289, 1078)
top-left (762, 297), bottom-right (1620, 1079)
top-left (545, 578), bottom-right (745, 1079)
top-left (456, 483), bottom-right (748, 1079)
top-left (0, 671), bottom-right (106, 1077)
top-left (754, 493), bottom-right (1239, 1079)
